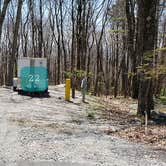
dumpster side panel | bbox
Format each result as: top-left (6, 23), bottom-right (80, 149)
top-left (18, 58), bottom-right (48, 92)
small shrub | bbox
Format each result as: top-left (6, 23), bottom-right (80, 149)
top-left (87, 109), bottom-right (96, 119)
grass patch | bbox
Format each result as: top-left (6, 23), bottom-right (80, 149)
top-left (155, 96), bottom-right (166, 105)
top-left (86, 109), bottom-right (96, 119)
top-left (71, 119), bottom-right (82, 125)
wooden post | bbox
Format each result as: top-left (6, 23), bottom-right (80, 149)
top-left (65, 79), bottom-right (71, 101)
top-left (145, 111), bottom-right (148, 135)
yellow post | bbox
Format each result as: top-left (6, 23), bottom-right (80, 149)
top-left (65, 79), bottom-right (71, 101)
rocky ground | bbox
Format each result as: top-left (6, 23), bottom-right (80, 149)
top-left (0, 85), bottom-right (166, 166)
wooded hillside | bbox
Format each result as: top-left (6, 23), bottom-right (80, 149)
top-left (0, 0), bottom-right (166, 117)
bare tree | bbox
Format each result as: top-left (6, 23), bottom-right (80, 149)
top-left (0, 0), bottom-right (11, 40)
top-left (7, 0), bottom-right (23, 85)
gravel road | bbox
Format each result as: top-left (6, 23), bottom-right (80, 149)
top-left (0, 86), bottom-right (166, 166)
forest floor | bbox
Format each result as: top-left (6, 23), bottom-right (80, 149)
top-left (99, 96), bottom-right (166, 149)
top-left (0, 85), bottom-right (166, 166)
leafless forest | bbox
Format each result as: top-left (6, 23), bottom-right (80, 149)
top-left (0, 0), bottom-right (166, 117)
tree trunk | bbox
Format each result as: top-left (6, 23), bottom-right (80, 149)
top-left (0, 0), bottom-right (11, 40)
top-left (71, 0), bottom-right (76, 98)
top-left (125, 0), bottom-right (138, 98)
top-left (137, 0), bottom-right (159, 117)
top-left (7, 0), bottom-right (23, 86)
top-left (29, 0), bottom-right (36, 57)
top-left (59, 0), bottom-right (67, 72)
top-left (38, 0), bottom-right (43, 57)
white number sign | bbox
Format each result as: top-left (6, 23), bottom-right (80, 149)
top-left (28, 74), bottom-right (40, 82)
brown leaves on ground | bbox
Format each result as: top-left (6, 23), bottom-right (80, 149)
top-left (116, 126), bottom-right (166, 148)
top-left (98, 96), bottom-right (166, 149)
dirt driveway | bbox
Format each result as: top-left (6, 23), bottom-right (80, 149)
top-left (0, 85), bottom-right (166, 166)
